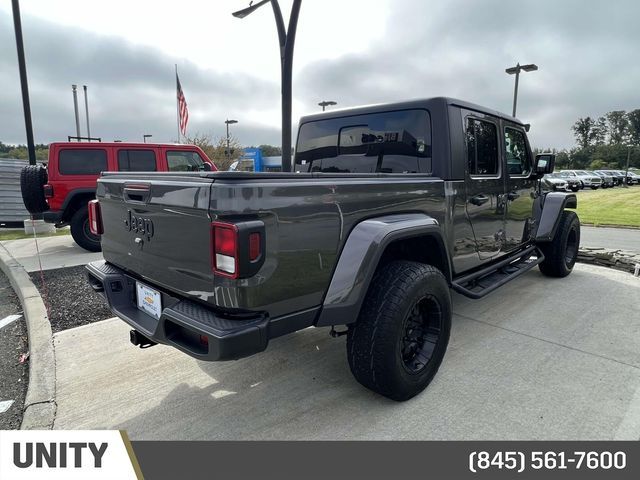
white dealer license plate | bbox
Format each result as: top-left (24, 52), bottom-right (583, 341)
top-left (136, 282), bottom-right (162, 319)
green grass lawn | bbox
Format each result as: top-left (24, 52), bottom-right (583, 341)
top-left (574, 187), bottom-right (640, 227)
top-left (0, 227), bottom-right (70, 241)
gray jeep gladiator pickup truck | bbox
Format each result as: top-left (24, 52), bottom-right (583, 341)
top-left (86, 97), bottom-right (580, 401)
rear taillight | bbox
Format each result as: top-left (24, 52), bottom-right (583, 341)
top-left (43, 184), bottom-right (54, 198)
top-left (212, 222), bottom-right (239, 278)
top-left (211, 220), bottom-right (264, 279)
top-left (88, 200), bottom-right (103, 235)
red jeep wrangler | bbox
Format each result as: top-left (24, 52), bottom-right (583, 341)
top-left (21, 142), bottom-right (216, 251)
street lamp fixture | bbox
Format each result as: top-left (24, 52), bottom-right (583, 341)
top-left (232, 0), bottom-right (271, 19)
top-left (225, 119), bottom-right (238, 162)
top-left (505, 63), bottom-right (538, 117)
top-left (318, 100), bottom-right (337, 111)
top-left (232, 0), bottom-right (302, 172)
top-left (143, 134), bottom-right (152, 143)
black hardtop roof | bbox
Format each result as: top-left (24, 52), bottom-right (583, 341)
top-left (298, 96), bottom-right (524, 126)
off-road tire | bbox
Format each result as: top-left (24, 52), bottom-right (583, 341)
top-left (70, 205), bottom-right (101, 252)
top-left (20, 165), bottom-right (49, 214)
top-left (538, 210), bottom-right (580, 278)
top-left (347, 261), bottom-right (452, 401)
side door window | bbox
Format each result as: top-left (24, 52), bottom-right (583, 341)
top-left (166, 150), bottom-right (205, 171)
top-left (464, 116), bottom-right (505, 261)
top-left (467, 119), bottom-right (499, 177)
top-left (504, 127), bottom-right (532, 176)
top-left (117, 149), bottom-right (157, 171)
top-left (503, 124), bottom-right (535, 251)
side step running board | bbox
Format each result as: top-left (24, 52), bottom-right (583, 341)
top-left (451, 245), bottom-right (544, 299)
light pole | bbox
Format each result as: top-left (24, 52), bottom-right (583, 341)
top-left (318, 100), bottom-right (337, 111)
top-left (11, 0), bottom-right (36, 166)
top-left (143, 134), bottom-right (152, 143)
top-left (505, 63), bottom-right (538, 118)
top-left (225, 119), bottom-right (238, 163)
top-left (83, 85), bottom-right (91, 138)
top-left (71, 84), bottom-right (81, 139)
top-left (623, 145), bottom-right (632, 188)
top-left (233, 0), bottom-right (302, 172)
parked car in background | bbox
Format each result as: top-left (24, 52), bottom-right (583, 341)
top-left (624, 170), bottom-right (640, 185)
top-left (545, 172), bottom-right (581, 192)
top-left (543, 172), bottom-right (582, 192)
top-left (559, 170), bottom-right (603, 189)
top-left (594, 170), bottom-right (622, 186)
top-left (591, 170), bottom-right (615, 188)
top-left (20, 142), bottom-right (216, 251)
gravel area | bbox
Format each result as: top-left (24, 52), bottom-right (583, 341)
top-left (29, 265), bottom-right (113, 333)
top-left (0, 271), bottom-right (28, 430)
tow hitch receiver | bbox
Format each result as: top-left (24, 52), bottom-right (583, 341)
top-left (130, 330), bottom-right (157, 349)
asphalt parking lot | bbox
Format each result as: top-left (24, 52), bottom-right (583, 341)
top-left (52, 263), bottom-right (640, 440)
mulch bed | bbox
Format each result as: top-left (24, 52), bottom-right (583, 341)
top-left (29, 265), bottom-right (113, 333)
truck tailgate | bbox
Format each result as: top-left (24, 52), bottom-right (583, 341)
top-left (98, 174), bottom-right (215, 299)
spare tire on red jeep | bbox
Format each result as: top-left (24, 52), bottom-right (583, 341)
top-left (20, 165), bottom-right (49, 214)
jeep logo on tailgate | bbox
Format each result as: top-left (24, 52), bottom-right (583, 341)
top-left (124, 209), bottom-right (154, 240)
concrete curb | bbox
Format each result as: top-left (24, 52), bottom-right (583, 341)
top-left (0, 242), bottom-right (56, 429)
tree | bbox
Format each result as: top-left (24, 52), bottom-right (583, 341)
top-left (572, 117), bottom-right (595, 149)
top-left (183, 132), bottom-right (243, 171)
top-left (605, 110), bottom-right (628, 145)
top-left (256, 144), bottom-right (282, 156)
top-left (0, 142), bottom-right (49, 161)
top-left (627, 109), bottom-right (640, 146)
top-left (592, 116), bottom-right (608, 145)
top-left (555, 151), bottom-right (570, 169)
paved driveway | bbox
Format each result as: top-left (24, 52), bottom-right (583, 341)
top-left (581, 226), bottom-right (639, 252)
top-left (53, 264), bottom-right (640, 440)
top-left (0, 235), bottom-right (102, 272)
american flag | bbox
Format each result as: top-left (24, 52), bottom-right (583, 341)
top-left (176, 73), bottom-right (189, 136)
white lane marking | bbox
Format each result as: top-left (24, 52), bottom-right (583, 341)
top-left (0, 400), bottom-right (15, 414)
top-left (0, 314), bottom-right (22, 331)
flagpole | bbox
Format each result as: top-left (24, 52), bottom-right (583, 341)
top-left (175, 64), bottom-right (181, 143)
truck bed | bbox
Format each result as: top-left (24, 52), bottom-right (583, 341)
top-left (96, 171), bottom-right (448, 320)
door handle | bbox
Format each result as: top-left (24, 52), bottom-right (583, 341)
top-left (470, 194), bottom-right (490, 206)
top-left (124, 183), bottom-right (151, 204)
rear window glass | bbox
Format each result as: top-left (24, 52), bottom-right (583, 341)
top-left (117, 150), bottom-right (157, 171)
top-left (58, 149), bottom-right (107, 175)
top-left (167, 150), bottom-right (205, 171)
top-left (295, 109), bottom-right (431, 174)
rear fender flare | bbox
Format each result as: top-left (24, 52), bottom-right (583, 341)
top-left (315, 213), bottom-right (450, 327)
top-left (61, 188), bottom-right (97, 220)
top-left (535, 192), bottom-right (577, 242)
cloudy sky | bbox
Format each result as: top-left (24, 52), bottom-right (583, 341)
top-left (1, 0), bottom-right (639, 149)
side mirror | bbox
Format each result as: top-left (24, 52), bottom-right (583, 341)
top-left (200, 163), bottom-right (212, 171)
top-left (534, 153), bottom-right (555, 175)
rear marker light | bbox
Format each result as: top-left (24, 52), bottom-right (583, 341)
top-left (249, 232), bottom-right (261, 261)
top-left (43, 184), bottom-right (54, 198)
top-left (88, 200), bottom-right (103, 235)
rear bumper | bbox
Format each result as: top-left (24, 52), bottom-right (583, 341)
top-left (43, 210), bottom-right (64, 225)
top-left (85, 260), bottom-right (270, 361)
